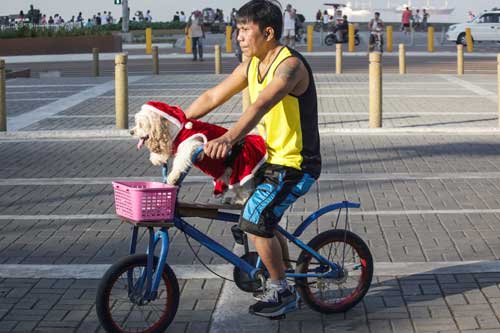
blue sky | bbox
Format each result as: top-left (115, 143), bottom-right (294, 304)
top-left (1, 0), bottom-right (497, 23)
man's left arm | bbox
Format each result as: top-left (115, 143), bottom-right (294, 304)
top-left (204, 57), bottom-right (308, 159)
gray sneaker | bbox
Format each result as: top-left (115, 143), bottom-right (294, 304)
top-left (249, 285), bottom-right (299, 317)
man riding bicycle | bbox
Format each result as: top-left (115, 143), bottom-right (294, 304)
top-left (368, 12), bottom-right (384, 52)
top-left (185, 0), bottom-right (321, 318)
top-left (335, 15), bottom-right (349, 43)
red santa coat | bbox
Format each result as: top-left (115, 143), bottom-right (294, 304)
top-left (142, 101), bottom-right (267, 195)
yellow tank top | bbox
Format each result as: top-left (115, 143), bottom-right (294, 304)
top-left (247, 46), bottom-right (321, 177)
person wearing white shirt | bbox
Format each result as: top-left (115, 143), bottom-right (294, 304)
top-left (179, 11), bottom-right (186, 22)
top-left (283, 4), bottom-right (296, 48)
top-left (101, 11), bottom-right (108, 25)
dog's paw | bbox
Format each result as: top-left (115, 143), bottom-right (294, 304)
top-left (166, 173), bottom-right (180, 185)
top-left (232, 196), bottom-right (248, 206)
top-left (149, 152), bottom-right (166, 166)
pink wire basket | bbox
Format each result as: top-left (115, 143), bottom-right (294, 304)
top-left (112, 181), bottom-right (178, 222)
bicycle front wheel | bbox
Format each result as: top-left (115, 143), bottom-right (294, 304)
top-left (295, 229), bottom-right (373, 313)
top-left (96, 254), bottom-right (179, 333)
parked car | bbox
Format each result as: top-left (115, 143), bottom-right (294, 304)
top-left (447, 8), bottom-right (500, 46)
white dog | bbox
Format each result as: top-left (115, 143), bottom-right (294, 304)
top-left (130, 101), bottom-right (267, 204)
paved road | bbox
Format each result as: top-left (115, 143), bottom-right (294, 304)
top-left (2, 73), bottom-right (500, 332)
top-left (5, 54), bottom-right (499, 78)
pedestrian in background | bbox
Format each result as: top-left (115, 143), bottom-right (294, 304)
top-left (186, 10), bottom-right (205, 61)
top-left (414, 9), bottom-right (421, 31)
top-left (316, 9), bottom-right (322, 24)
top-left (422, 9), bottom-right (429, 30)
top-left (401, 7), bottom-right (411, 35)
top-left (468, 11), bottom-right (476, 22)
top-left (322, 10), bottom-right (330, 31)
top-left (283, 4), bottom-right (296, 48)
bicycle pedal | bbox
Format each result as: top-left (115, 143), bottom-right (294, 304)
top-left (231, 225), bottom-right (245, 245)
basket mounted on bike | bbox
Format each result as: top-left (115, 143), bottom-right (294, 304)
top-left (112, 181), bottom-right (178, 222)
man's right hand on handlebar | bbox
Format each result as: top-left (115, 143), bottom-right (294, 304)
top-left (204, 135), bottom-right (232, 160)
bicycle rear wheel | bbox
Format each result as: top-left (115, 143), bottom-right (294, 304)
top-left (96, 254), bottom-right (179, 333)
top-left (295, 229), bottom-right (373, 313)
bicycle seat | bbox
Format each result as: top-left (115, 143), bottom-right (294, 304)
top-left (177, 201), bottom-right (242, 219)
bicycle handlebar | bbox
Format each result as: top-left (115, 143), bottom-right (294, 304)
top-left (162, 146), bottom-right (205, 185)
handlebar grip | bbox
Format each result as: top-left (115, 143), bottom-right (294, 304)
top-left (171, 146), bottom-right (205, 187)
top-left (191, 146), bottom-right (204, 164)
top-left (162, 163), bottom-right (169, 184)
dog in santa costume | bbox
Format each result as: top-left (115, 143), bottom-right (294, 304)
top-left (131, 101), bottom-right (268, 204)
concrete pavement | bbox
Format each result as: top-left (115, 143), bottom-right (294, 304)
top-left (2, 73), bottom-right (500, 331)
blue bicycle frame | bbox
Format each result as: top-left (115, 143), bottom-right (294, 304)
top-left (127, 146), bottom-right (361, 301)
top-left (128, 200), bottom-right (360, 301)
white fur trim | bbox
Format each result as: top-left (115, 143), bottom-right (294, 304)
top-left (227, 152), bottom-right (268, 189)
top-left (182, 133), bottom-right (208, 144)
top-left (176, 135), bottom-right (205, 152)
top-left (141, 104), bottom-right (182, 129)
top-left (168, 122), bottom-right (181, 141)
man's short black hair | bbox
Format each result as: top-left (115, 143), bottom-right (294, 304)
top-left (236, 0), bottom-right (283, 40)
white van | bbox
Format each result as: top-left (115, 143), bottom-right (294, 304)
top-left (446, 8), bottom-right (500, 45)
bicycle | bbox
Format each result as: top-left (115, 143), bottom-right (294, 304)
top-left (96, 147), bottom-right (373, 332)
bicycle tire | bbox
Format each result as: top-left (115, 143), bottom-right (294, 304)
top-left (96, 254), bottom-right (179, 333)
top-left (324, 35), bottom-right (335, 46)
top-left (295, 229), bottom-right (373, 314)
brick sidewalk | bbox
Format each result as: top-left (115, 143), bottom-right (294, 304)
top-left (1, 73), bottom-right (500, 332)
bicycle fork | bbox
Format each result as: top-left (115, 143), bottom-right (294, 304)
top-left (128, 226), bottom-right (171, 303)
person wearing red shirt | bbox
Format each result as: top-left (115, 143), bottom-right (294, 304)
top-left (401, 7), bottom-right (411, 35)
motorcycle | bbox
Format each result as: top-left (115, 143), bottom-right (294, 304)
top-left (369, 28), bottom-right (384, 53)
top-left (324, 28), bottom-right (360, 46)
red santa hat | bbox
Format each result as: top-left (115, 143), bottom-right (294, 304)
top-left (140, 101), bottom-right (191, 130)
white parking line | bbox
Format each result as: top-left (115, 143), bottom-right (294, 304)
top-left (440, 75), bottom-right (497, 103)
top-left (7, 98), bottom-right (59, 101)
top-left (3, 127), bottom-right (500, 142)
top-left (7, 77), bottom-right (145, 131)
top-left (3, 209), bottom-right (500, 221)
top-left (94, 94), bottom-right (485, 99)
top-left (46, 111), bottom-right (498, 119)
top-left (6, 91), bottom-right (82, 95)
top-left (1, 261), bottom-right (499, 279)
top-left (210, 245), bottom-right (275, 333)
top-left (6, 84), bottom-right (95, 88)
top-left (4, 171), bottom-right (500, 186)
